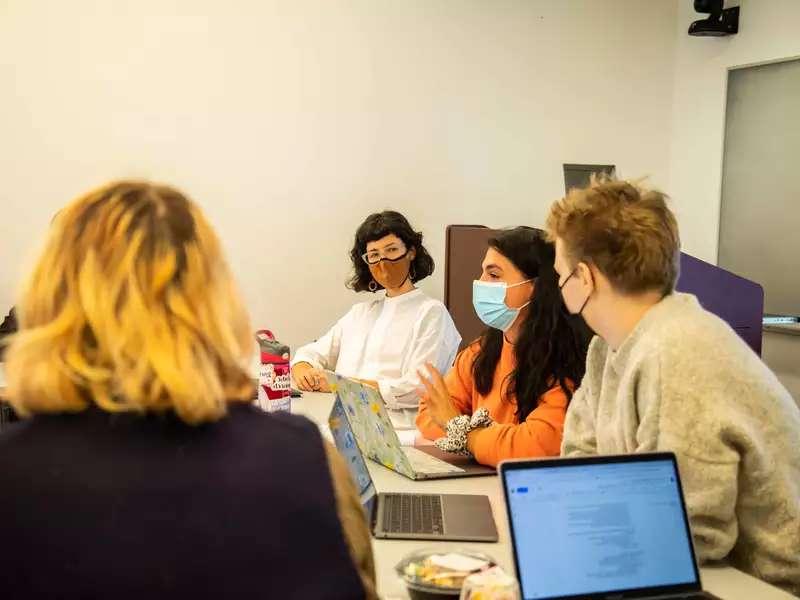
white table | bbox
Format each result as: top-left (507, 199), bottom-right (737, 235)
top-left (295, 391), bottom-right (796, 600)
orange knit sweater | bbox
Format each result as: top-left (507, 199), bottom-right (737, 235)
top-left (416, 339), bottom-right (568, 467)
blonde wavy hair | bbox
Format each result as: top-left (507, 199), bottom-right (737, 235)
top-left (4, 181), bottom-right (254, 424)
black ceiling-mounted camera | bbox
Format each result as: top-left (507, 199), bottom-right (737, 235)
top-left (688, 0), bottom-right (739, 36)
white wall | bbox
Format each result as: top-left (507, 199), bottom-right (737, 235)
top-left (668, 0), bottom-right (800, 262)
top-left (0, 0), bottom-right (677, 351)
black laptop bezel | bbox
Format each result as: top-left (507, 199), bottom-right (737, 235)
top-left (499, 452), bottom-right (703, 600)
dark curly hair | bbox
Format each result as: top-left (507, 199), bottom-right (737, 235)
top-left (472, 227), bottom-right (592, 422)
top-left (347, 211), bottom-right (435, 293)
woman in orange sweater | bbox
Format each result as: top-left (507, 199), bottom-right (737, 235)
top-left (417, 227), bottom-right (591, 467)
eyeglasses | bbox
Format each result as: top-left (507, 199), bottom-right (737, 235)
top-left (362, 244), bottom-right (408, 265)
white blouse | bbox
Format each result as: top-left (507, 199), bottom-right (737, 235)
top-left (292, 289), bottom-right (462, 428)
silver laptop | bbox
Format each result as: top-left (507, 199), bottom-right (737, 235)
top-left (500, 453), bottom-right (722, 600)
top-left (329, 398), bottom-right (498, 542)
top-left (327, 372), bottom-right (495, 480)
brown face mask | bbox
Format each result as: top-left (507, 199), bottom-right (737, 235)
top-left (369, 255), bottom-right (412, 290)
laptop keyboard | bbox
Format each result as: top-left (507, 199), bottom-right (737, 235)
top-left (382, 493), bottom-right (444, 535)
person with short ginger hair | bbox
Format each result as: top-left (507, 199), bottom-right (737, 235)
top-left (547, 176), bottom-right (800, 595)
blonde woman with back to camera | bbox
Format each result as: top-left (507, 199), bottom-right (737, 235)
top-left (0, 182), bottom-right (376, 599)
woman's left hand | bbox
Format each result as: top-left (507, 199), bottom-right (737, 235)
top-left (418, 362), bottom-right (461, 429)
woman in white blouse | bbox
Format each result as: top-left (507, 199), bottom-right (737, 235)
top-left (292, 211), bottom-right (461, 428)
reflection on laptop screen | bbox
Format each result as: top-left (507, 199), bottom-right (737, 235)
top-left (329, 399), bottom-right (377, 514)
top-left (505, 459), bottom-right (697, 599)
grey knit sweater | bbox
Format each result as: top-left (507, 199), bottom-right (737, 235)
top-left (562, 293), bottom-right (800, 596)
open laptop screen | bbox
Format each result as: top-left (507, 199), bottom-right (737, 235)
top-left (503, 456), bottom-right (699, 599)
top-left (329, 398), bottom-right (378, 516)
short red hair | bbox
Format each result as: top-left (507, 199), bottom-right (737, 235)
top-left (546, 176), bottom-right (680, 295)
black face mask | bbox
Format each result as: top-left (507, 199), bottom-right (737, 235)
top-left (559, 267), bottom-right (591, 316)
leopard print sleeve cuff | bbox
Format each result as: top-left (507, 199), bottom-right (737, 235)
top-left (434, 407), bottom-right (493, 456)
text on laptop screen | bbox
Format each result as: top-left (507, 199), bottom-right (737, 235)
top-left (329, 399), bottom-right (378, 515)
top-left (505, 460), bottom-right (697, 599)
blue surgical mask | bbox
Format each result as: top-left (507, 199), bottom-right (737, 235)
top-left (472, 279), bottom-right (532, 332)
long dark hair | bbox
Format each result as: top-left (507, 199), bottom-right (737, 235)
top-left (472, 227), bottom-right (591, 422)
top-left (347, 211), bottom-right (435, 292)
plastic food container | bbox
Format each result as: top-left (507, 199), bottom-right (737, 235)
top-left (459, 566), bottom-right (520, 599)
top-left (395, 548), bottom-right (497, 600)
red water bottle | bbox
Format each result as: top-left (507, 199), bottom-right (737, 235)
top-left (255, 330), bottom-right (292, 412)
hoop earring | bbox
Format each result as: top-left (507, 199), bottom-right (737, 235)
top-left (410, 265), bottom-right (417, 280)
top-left (368, 280), bottom-right (378, 292)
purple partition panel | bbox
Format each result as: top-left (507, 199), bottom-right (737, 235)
top-left (676, 253), bottom-right (764, 356)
